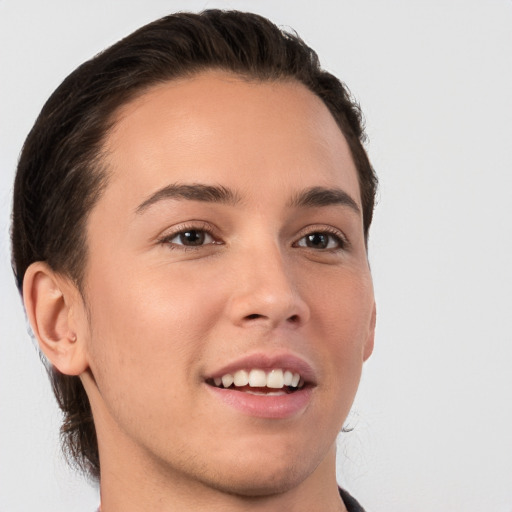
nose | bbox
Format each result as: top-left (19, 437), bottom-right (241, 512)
top-left (226, 241), bottom-right (310, 330)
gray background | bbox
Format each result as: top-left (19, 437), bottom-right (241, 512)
top-left (1, 1), bottom-right (511, 511)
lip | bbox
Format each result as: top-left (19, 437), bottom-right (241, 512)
top-left (205, 384), bottom-right (313, 419)
top-left (206, 351), bottom-right (317, 385)
top-left (204, 351), bottom-right (317, 419)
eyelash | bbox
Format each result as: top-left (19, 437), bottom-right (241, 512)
top-left (158, 223), bottom-right (348, 251)
top-left (157, 222), bottom-right (220, 250)
top-left (293, 226), bottom-right (348, 251)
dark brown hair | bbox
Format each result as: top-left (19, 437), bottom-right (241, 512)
top-left (11, 9), bottom-right (377, 480)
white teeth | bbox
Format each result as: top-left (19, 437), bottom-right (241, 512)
top-left (212, 369), bottom-right (303, 390)
top-left (233, 369), bottom-right (249, 386)
top-left (221, 374), bottom-right (234, 388)
top-left (267, 369), bottom-right (284, 389)
top-left (249, 369), bottom-right (267, 387)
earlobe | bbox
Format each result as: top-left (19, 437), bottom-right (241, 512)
top-left (363, 302), bottom-right (376, 362)
top-left (22, 262), bottom-right (88, 376)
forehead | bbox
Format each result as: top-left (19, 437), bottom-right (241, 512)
top-left (100, 70), bottom-right (360, 208)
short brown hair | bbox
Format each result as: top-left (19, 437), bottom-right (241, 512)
top-left (11, 9), bottom-right (377, 480)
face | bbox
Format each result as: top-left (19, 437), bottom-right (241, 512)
top-left (77, 71), bottom-right (375, 496)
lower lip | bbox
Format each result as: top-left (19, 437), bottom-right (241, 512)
top-left (205, 385), bottom-right (313, 419)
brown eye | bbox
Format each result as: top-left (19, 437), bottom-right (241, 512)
top-left (179, 230), bottom-right (205, 245)
top-left (169, 229), bottom-right (214, 246)
top-left (296, 232), bottom-right (344, 250)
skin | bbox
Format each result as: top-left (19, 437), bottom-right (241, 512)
top-left (24, 71), bottom-right (375, 512)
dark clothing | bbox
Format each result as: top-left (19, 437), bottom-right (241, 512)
top-left (339, 487), bottom-right (366, 512)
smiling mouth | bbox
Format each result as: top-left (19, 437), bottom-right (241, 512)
top-left (206, 368), bottom-right (306, 395)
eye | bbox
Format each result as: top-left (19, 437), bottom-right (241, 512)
top-left (160, 227), bottom-right (217, 248)
top-left (170, 229), bottom-right (214, 246)
top-left (295, 231), bottom-right (345, 250)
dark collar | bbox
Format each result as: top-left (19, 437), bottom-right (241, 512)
top-left (339, 487), bottom-right (366, 512)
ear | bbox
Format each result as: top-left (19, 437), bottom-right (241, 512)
top-left (363, 302), bottom-right (376, 362)
top-left (23, 262), bottom-right (89, 376)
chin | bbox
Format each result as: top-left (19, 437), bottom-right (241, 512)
top-left (208, 466), bottom-right (309, 498)
top-left (194, 448), bottom-right (319, 499)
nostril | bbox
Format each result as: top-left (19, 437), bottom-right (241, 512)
top-left (244, 313), bottom-right (301, 323)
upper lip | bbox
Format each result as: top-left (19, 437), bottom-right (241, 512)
top-left (206, 351), bottom-right (317, 385)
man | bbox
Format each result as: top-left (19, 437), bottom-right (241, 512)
top-left (12, 10), bottom-right (377, 511)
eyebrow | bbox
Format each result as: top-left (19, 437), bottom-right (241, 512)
top-left (288, 186), bottom-right (361, 215)
top-left (135, 183), bottom-right (241, 214)
top-left (135, 183), bottom-right (360, 216)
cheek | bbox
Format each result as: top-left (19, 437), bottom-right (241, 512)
top-left (83, 262), bottom-right (225, 394)
top-left (305, 267), bottom-right (373, 374)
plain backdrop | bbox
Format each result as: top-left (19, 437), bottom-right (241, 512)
top-left (1, 1), bottom-right (511, 511)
